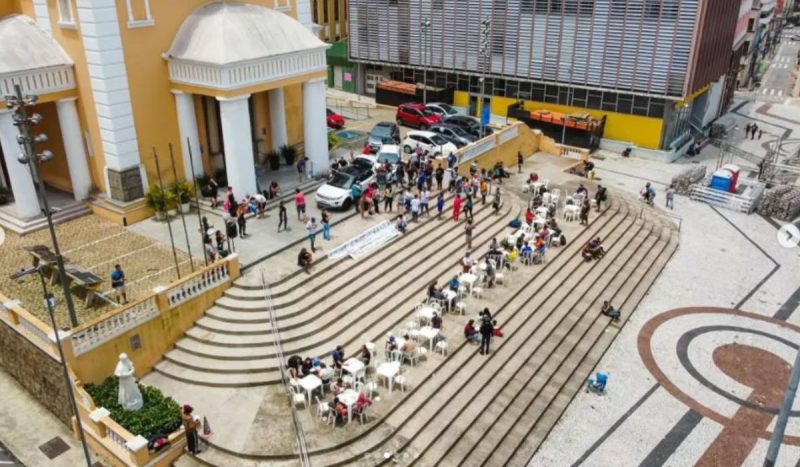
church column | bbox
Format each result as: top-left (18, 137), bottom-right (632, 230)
top-left (0, 110), bottom-right (41, 218)
top-left (268, 88), bottom-right (288, 151)
top-left (302, 78), bottom-right (330, 175)
top-left (172, 90), bottom-right (203, 178)
top-left (56, 98), bottom-right (92, 200)
top-left (217, 95), bottom-right (257, 196)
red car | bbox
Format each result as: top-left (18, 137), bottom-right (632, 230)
top-left (327, 109), bottom-right (345, 129)
top-left (396, 103), bottom-right (441, 130)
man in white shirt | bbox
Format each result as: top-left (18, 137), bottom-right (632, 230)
top-left (410, 195), bottom-right (421, 222)
top-left (420, 189), bottom-right (430, 216)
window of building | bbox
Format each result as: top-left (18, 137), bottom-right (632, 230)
top-left (521, 0), bottom-right (534, 14)
top-left (661, 0), bottom-right (679, 20)
top-left (126, 0), bottom-right (153, 28)
top-left (644, 0), bottom-right (661, 19)
top-left (578, 0), bottom-right (595, 16)
top-left (57, 0), bottom-right (75, 28)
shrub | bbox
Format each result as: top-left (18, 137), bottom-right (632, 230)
top-left (328, 132), bottom-right (340, 150)
top-left (267, 150), bottom-right (281, 170)
top-left (85, 377), bottom-right (182, 440)
top-left (213, 168), bottom-right (228, 188)
top-left (144, 184), bottom-right (173, 213)
top-left (169, 180), bottom-right (194, 204)
top-left (279, 144), bottom-right (297, 166)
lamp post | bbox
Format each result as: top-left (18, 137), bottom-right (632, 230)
top-left (479, 18), bottom-right (491, 139)
top-left (10, 266), bottom-right (93, 466)
top-left (4, 84), bottom-right (80, 328)
top-left (421, 17), bottom-right (431, 104)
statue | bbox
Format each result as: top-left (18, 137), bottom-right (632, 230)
top-left (115, 353), bottom-right (143, 411)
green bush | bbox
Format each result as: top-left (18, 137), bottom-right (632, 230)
top-left (328, 132), bottom-right (340, 150)
top-left (279, 144), bottom-right (297, 166)
top-left (85, 377), bottom-right (182, 440)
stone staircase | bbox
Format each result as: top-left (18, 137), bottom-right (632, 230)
top-left (171, 191), bottom-right (679, 467)
top-left (154, 194), bottom-right (516, 387)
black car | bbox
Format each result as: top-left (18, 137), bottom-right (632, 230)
top-left (443, 115), bottom-right (494, 139)
top-left (430, 123), bottom-right (475, 148)
top-left (368, 121), bottom-right (401, 152)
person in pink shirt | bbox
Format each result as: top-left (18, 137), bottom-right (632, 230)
top-left (453, 195), bottom-right (462, 222)
top-left (294, 188), bottom-right (306, 221)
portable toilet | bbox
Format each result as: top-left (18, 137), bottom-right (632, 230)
top-left (710, 169), bottom-right (733, 192)
top-left (721, 164), bottom-right (741, 193)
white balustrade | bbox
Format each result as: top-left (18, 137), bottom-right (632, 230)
top-left (70, 297), bottom-right (159, 356)
top-left (166, 261), bottom-right (231, 309)
top-left (460, 138), bottom-right (496, 164)
top-left (19, 314), bottom-right (51, 347)
top-left (105, 423), bottom-right (129, 451)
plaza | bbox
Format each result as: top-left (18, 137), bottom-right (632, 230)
top-left (0, 1), bottom-right (799, 467)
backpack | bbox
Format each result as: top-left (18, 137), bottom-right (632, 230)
top-left (509, 219), bottom-right (522, 229)
top-left (559, 234), bottom-right (567, 246)
top-left (226, 220), bottom-right (238, 239)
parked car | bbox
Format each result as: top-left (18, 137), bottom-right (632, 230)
top-left (430, 123), bottom-right (475, 148)
top-left (443, 115), bottom-right (493, 139)
top-left (367, 121), bottom-right (401, 152)
top-left (426, 102), bottom-right (462, 118)
top-left (315, 158), bottom-right (376, 210)
top-left (400, 130), bottom-right (458, 157)
top-left (327, 108), bottom-right (345, 129)
top-left (396, 103), bottom-right (441, 129)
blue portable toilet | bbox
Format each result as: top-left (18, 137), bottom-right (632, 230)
top-left (710, 169), bottom-right (733, 192)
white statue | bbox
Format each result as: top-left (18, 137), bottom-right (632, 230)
top-left (115, 353), bottom-right (143, 411)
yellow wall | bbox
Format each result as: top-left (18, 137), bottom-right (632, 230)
top-left (36, 102), bottom-right (73, 192)
top-left (453, 91), bottom-right (665, 150)
top-left (285, 83), bottom-right (305, 145)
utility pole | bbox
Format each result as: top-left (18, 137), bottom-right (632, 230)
top-left (421, 17), bottom-right (431, 104)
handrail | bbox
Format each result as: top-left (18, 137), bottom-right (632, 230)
top-left (260, 268), bottom-right (311, 467)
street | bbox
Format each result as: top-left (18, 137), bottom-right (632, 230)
top-left (758, 32), bottom-right (799, 99)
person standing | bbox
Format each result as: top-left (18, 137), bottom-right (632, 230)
top-left (236, 204), bottom-right (247, 238)
top-left (294, 188), bottom-right (306, 221)
top-left (758, 129), bottom-right (763, 140)
top-left (751, 123), bottom-right (759, 140)
top-left (464, 195), bottom-right (474, 221)
top-left (465, 219), bottom-right (474, 249)
top-left (410, 194), bottom-right (421, 222)
top-left (321, 209), bottom-right (332, 240)
top-left (453, 195), bottom-right (462, 222)
top-left (420, 189), bottom-right (430, 216)
top-left (306, 217), bottom-right (318, 252)
top-left (745, 122), bottom-right (752, 137)
top-left (492, 187), bottom-right (502, 214)
top-left (110, 264), bottom-right (128, 305)
top-left (517, 151), bottom-right (524, 173)
top-left (296, 156), bottom-right (307, 182)
top-left (182, 405), bottom-right (200, 454)
top-left (435, 163), bottom-right (444, 191)
top-left (384, 185), bottom-right (394, 212)
top-left (579, 199), bottom-right (590, 225)
top-left (480, 178), bottom-right (488, 205)
top-left (665, 184), bottom-right (676, 210)
top-left (479, 315), bottom-right (493, 355)
top-left (351, 183), bottom-right (363, 215)
top-left (204, 237), bottom-right (217, 263)
top-left (278, 200), bottom-right (289, 232)
top-left (595, 185), bottom-right (607, 212)
top-left (436, 192), bottom-right (445, 219)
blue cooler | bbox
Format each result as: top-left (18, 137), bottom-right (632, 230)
top-left (710, 169), bottom-right (732, 192)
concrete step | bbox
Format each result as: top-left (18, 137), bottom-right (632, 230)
top-left (163, 348), bottom-right (279, 374)
top-left (432, 223), bottom-right (667, 465)
top-left (154, 360), bottom-right (273, 387)
top-left (303, 200), bottom-right (637, 465)
top-left (157, 203), bottom-right (518, 384)
top-left (0, 202), bottom-right (91, 236)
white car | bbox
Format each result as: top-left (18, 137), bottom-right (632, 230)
top-left (315, 157), bottom-right (376, 210)
top-left (401, 130), bottom-right (459, 157)
top-left (426, 102), bottom-right (462, 118)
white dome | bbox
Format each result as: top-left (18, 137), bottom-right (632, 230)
top-left (166, 2), bottom-right (327, 66)
top-left (0, 14), bottom-right (73, 75)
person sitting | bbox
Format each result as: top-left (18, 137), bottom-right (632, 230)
top-left (516, 235), bottom-right (525, 252)
top-left (492, 320), bottom-right (504, 337)
top-left (488, 237), bottom-right (499, 253)
top-left (359, 344), bottom-right (371, 366)
top-left (588, 237), bottom-right (605, 259)
top-left (401, 334), bottom-right (416, 354)
top-left (506, 248), bottom-right (518, 267)
top-left (431, 312), bottom-right (442, 330)
top-left (301, 357), bottom-right (314, 376)
top-left (582, 244), bottom-right (595, 262)
top-left (354, 391), bottom-right (373, 415)
top-left (331, 345), bottom-right (345, 369)
top-left (534, 236), bottom-right (546, 262)
top-left (461, 251), bottom-right (475, 273)
top-left (396, 214), bottom-right (408, 234)
top-left (583, 160), bottom-right (595, 174)
top-left (268, 181), bottom-right (281, 199)
top-left (601, 300), bottom-right (621, 321)
top-left (525, 208), bottom-right (534, 225)
top-left (298, 248), bottom-right (313, 273)
top-left (464, 319), bottom-right (480, 343)
top-left (334, 397), bottom-right (348, 422)
top-left (331, 378), bottom-right (346, 396)
top-left (521, 242), bottom-right (534, 263)
top-left (448, 275), bottom-right (460, 292)
top-left (316, 363), bottom-right (333, 385)
top-left (528, 172), bottom-right (539, 183)
top-left (547, 218), bottom-right (562, 237)
top-left (386, 335), bottom-right (398, 353)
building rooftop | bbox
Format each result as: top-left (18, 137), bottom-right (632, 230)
top-left (0, 14), bottom-right (73, 75)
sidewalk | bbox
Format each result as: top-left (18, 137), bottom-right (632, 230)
top-left (0, 368), bottom-right (95, 466)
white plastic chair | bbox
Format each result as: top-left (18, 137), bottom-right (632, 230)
top-left (315, 395), bottom-right (331, 422)
top-left (454, 301), bottom-right (467, 315)
top-left (394, 374), bottom-right (408, 392)
top-left (291, 386), bottom-right (307, 409)
top-left (435, 340), bottom-right (449, 356)
top-left (358, 405), bottom-right (370, 424)
top-left (471, 286), bottom-right (484, 299)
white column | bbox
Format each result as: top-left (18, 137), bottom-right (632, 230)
top-left (0, 111), bottom-right (41, 218)
top-left (268, 88), bottom-right (288, 151)
top-left (56, 98), bottom-right (92, 201)
top-left (172, 91), bottom-right (203, 179)
top-left (302, 78), bottom-right (330, 175)
top-left (217, 95), bottom-right (257, 196)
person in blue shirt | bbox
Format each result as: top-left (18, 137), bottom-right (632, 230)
top-left (448, 275), bottom-right (460, 292)
top-left (447, 152), bottom-right (457, 169)
top-left (110, 264), bottom-right (128, 304)
top-left (331, 345), bottom-right (345, 369)
top-left (436, 192), bottom-right (445, 219)
top-left (521, 242), bottom-right (534, 260)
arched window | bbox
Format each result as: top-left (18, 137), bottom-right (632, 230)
top-left (126, 0), bottom-right (153, 28)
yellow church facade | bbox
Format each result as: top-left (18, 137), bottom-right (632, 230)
top-left (0, 0), bottom-right (329, 223)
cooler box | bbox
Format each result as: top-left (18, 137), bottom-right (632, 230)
top-left (721, 164), bottom-right (741, 193)
top-left (710, 169), bottom-right (733, 192)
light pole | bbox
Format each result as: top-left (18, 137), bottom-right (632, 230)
top-left (421, 17), bottom-right (431, 104)
top-left (4, 84), bottom-right (81, 328)
top-left (479, 18), bottom-right (491, 139)
top-left (561, 66), bottom-right (574, 145)
top-left (10, 266), bottom-right (93, 466)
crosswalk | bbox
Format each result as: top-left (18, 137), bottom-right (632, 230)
top-left (761, 88), bottom-right (785, 96)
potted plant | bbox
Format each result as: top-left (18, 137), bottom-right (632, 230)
top-left (145, 184), bottom-right (170, 220)
top-left (279, 144), bottom-right (297, 166)
top-left (267, 149), bottom-right (281, 170)
top-left (169, 180), bottom-right (194, 214)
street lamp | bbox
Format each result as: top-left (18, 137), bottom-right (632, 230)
top-left (4, 85), bottom-right (81, 328)
top-left (421, 17), bottom-right (431, 104)
top-left (10, 267), bottom-right (93, 466)
top-left (479, 18), bottom-right (491, 139)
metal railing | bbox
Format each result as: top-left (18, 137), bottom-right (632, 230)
top-left (259, 268), bottom-right (311, 467)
